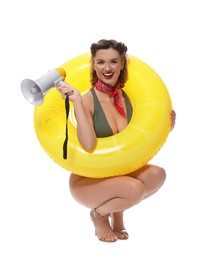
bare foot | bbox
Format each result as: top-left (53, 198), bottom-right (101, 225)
top-left (110, 212), bottom-right (129, 240)
top-left (90, 209), bottom-right (118, 242)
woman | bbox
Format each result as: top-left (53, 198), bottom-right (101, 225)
top-left (57, 39), bottom-right (176, 242)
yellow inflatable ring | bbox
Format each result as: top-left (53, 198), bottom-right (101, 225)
top-left (34, 53), bottom-right (172, 178)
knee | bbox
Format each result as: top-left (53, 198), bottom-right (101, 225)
top-left (150, 165), bottom-right (166, 187)
top-left (124, 178), bottom-right (145, 206)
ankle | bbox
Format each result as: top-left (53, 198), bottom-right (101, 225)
top-left (110, 211), bottom-right (125, 229)
top-left (93, 208), bottom-right (108, 218)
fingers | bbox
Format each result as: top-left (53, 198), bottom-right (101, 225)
top-left (56, 81), bottom-right (74, 99)
top-left (62, 90), bottom-right (74, 99)
top-left (56, 81), bottom-right (69, 90)
top-left (170, 109), bottom-right (176, 130)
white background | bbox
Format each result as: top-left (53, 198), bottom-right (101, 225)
top-left (0, 0), bottom-right (202, 259)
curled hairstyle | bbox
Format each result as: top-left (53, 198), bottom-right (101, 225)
top-left (90, 39), bottom-right (128, 87)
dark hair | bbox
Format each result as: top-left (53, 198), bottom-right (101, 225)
top-left (90, 39), bottom-right (128, 86)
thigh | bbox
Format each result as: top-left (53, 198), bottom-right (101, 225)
top-left (127, 164), bottom-right (166, 183)
top-left (126, 164), bottom-right (166, 198)
top-left (126, 164), bottom-right (152, 179)
top-left (69, 173), bottom-right (142, 209)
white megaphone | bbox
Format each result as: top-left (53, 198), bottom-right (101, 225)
top-left (21, 67), bottom-right (66, 105)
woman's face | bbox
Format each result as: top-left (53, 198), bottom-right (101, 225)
top-left (93, 48), bottom-right (124, 87)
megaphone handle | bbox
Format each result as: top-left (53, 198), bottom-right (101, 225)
top-left (63, 95), bottom-right (70, 159)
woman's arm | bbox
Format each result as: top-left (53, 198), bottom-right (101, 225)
top-left (56, 82), bottom-right (96, 151)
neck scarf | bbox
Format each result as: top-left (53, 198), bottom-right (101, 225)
top-left (95, 79), bottom-right (125, 117)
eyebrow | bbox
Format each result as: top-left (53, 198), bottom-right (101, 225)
top-left (96, 58), bottom-right (119, 61)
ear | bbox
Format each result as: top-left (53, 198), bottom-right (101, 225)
top-left (120, 59), bottom-right (125, 70)
top-left (92, 60), bottom-right (97, 71)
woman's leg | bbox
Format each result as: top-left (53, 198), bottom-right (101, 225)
top-left (110, 164), bottom-right (166, 239)
top-left (69, 164), bottom-right (166, 242)
top-left (110, 211), bottom-right (129, 239)
top-left (69, 174), bottom-right (145, 215)
top-left (69, 173), bottom-right (145, 242)
top-left (127, 164), bottom-right (166, 199)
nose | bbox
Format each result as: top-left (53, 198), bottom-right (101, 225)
top-left (104, 62), bottom-right (112, 72)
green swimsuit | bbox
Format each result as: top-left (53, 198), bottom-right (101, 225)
top-left (91, 88), bottom-right (133, 138)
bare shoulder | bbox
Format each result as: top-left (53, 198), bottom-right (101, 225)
top-left (82, 89), bottom-right (93, 114)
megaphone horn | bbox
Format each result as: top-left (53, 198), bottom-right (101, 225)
top-left (21, 67), bottom-right (66, 106)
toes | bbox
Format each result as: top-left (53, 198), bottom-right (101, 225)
top-left (114, 230), bottom-right (129, 240)
top-left (99, 234), bottom-right (118, 242)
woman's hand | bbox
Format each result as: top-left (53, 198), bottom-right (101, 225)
top-left (57, 81), bottom-right (96, 150)
top-left (56, 81), bottom-right (81, 102)
top-left (170, 109), bottom-right (176, 130)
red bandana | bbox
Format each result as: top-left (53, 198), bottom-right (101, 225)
top-left (95, 79), bottom-right (125, 117)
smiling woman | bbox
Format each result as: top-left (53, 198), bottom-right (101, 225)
top-left (34, 52), bottom-right (172, 178)
top-left (34, 39), bottom-right (175, 243)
